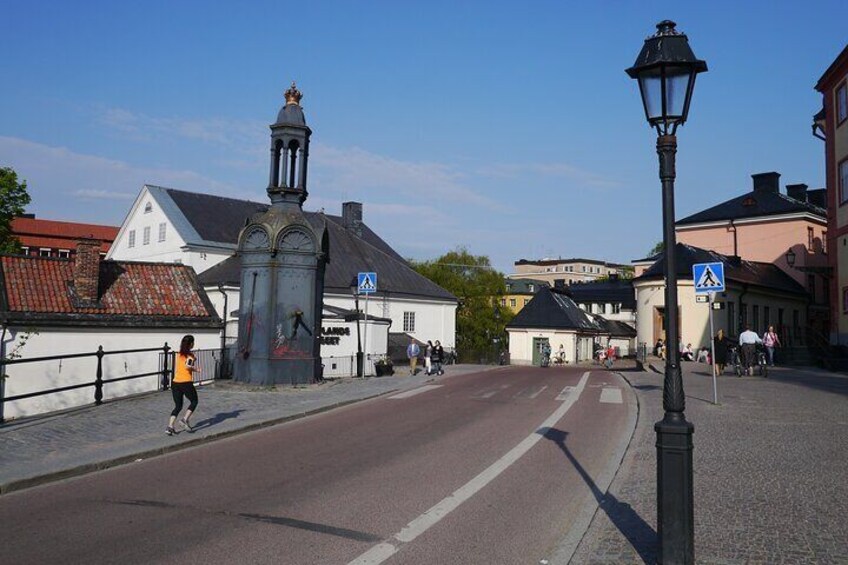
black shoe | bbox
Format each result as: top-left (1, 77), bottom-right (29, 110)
top-left (166, 426), bottom-right (176, 436)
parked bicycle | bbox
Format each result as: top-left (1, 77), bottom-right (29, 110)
top-left (728, 345), bottom-right (743, 377)
top-left (755, 344), bottom-right (769, 378)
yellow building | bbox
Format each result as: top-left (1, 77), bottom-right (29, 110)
top-left (500, 278), bottom-right (547, 314)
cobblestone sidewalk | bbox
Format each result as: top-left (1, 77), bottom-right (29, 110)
top-left (0, 365), bottom-right (496, 494)
top-left (570, 361), bottom-right (848, 564)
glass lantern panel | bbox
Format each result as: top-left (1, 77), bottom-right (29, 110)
top-left (638, 71), bottom-right (663, 120)
top-left (664, 68), bottom-right (692, 119)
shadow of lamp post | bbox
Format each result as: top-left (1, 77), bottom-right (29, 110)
top-left (626, 19), bottom-right (707, 564)
top-left (349, 276), bottom-right (364, 378)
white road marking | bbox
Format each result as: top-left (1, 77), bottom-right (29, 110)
top-left (388, 385), bottom-right (443, 400)
top-left (556, 386), bottom-right (576, 401)
top-left (526, 385), bottom-right (548, 399)
top-left (599, 387), bottom-right (623, 404)
top-left (476, 384), bottom-right (510, 399)
top-left (347, 372), bottom-right (591, 565)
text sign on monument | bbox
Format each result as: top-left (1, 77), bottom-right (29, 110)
top-left (692, 262), bottom-right (725, 294)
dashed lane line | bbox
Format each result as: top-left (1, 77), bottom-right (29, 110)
top-left (347, 371), bottom-right (591, 565)
top-left (388, 385), bottom-right (443, 400)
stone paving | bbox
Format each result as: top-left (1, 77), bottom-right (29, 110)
top-left (0, 364), bottom-right (494, 494)
top-left (571, 360), bottom-right (848, 564)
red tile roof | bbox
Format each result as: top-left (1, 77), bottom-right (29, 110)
top-left (0, 255), bottom-right (220, 324)
top-left (11, 217), bottom-right (119, 252)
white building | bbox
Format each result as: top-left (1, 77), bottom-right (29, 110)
top-left (109, 187), bottom-right (457, 374)
top-left (0, 240), bottom-right (221, 420)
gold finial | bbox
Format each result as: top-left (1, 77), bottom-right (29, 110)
top-left (284, 81), bottom-right (303, 106)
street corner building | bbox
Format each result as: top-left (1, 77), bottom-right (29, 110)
top-left (0, 239), bottom-right (221, 420)
top-left (633, 243), bottom-right (808, 360)
top-left (506, 286), bottom-right (619, 365)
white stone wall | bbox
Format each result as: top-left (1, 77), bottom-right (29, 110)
top-left (507, 329), bottom-right (578, 365)
top-left (1, 327), bottom-right (219, 420)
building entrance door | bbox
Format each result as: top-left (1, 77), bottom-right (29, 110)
top-left (532, 337), bottom-right (549, 366)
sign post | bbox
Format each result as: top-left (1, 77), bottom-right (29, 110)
top-left (358, 272), bottom-right (377, 373)
top-left (692, 262), bottom-right (725, 405)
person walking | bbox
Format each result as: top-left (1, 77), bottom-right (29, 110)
top-left (167, 334), bottom-right (200, 436)
top-left (406, 338), bottom-right (420, 375)
top-left (713, 329), bottom-right (729, 375)
top-left (739, 324), bottom-right (763, 376)
top-left (424, 340), bottom-right (433, 375)
top-left (432, 340), bottom-right (445, 375)
top-left (604, 344), bottom-right (615, 369)
top-left (762, 325), bottom-right (781, 366)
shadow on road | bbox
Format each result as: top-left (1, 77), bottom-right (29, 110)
top-left (193, 409), bottom-right (246, 431)
top-left (539, 427), bottom-right (656, 564)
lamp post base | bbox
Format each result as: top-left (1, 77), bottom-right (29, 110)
top-left (655, 412), bottom-right (695, 564)
top-left (356, 351), bottom-right (364, 378)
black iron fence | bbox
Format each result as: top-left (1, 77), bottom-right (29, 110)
top-left (161, 348), bottom-right (225, 384)
top-left (1, 343), bottom-right (172, 423)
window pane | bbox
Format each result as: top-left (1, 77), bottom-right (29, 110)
top-left (838, 84), bottom-right (847, 123)
top-left (664, 70), bottom-right (690, 118)
top-left (840, 160), bottom-right (848, 204)
top-left (639, 73), bottom-right (663, 120)
top-left (158, 223), bottom-right (166, 242)
top-left (143, 226), bottom-right (151, 245)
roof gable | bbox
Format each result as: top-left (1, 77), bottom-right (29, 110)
top-left (507, 287), bottom-right (603, 331)
top-left (633, 243), bottom-right (806, 295)
top-left (677, 190), bottom-right (825, 226)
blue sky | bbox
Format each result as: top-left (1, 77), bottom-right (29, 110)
top-left (1, 1), bottom-right (844, 272)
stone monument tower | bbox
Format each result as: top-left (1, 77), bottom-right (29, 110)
top-left (234, 83), bottom-right (327, 385)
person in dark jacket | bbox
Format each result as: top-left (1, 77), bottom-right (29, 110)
top-left (432, 341), bottom-right (445, 375)
top-left (713, 329), bottom-right (729, 375)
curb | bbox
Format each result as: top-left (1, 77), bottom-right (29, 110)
top-left (0, 390), bottom-right (394, 496)
top-left (543, 370), bottom-right (642, 565)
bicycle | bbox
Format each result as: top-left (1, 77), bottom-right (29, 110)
top-left (755, 345), bottom-right (768, 378)
top-left (728, 345), bottom-right (743, 377)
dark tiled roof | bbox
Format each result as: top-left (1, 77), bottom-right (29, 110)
top-left (565, 279), bottom-right (636, 309)
top-left (633, 243), bottom-right (806, 296)
top-left (0, 255), bottom-right (220, 327)
top-left (197, 212), bottom-right (456, 302)
top-left (504, 278), bottom-right (548, 294)
top-left (506, 287), bottom-right (604, 332)
top-left (588, 314), bottom-right (637, 338)
top-left (514, 258), bottom-right (625, 267)
top-left (676, 190), bottom-right (825, 226)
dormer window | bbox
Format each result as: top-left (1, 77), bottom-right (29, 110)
top-left (144, 202), bottom-right (153, 213)
top-left (528, 284), bottom-right (535, 292)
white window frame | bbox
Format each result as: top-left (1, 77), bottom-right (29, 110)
top-left (58, 249), bottom-right (70, 258)
top-left (144, 202), bottom-right (153, 213)
top-left (403, 311), bottom-right (416, 333)
top-left (158, 222), bottom-right (166, 242)
top-left (21, 246), bottom-right (29, 255)
top-left (39, 248), bottom-right (51, 257)
top-left (128, 230), bottom-right (136, 248)
top-left (143, 226), bottom-right (151, 245)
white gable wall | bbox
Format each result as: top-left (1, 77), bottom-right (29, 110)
top-left (1, 326), bottom-right (219, 420)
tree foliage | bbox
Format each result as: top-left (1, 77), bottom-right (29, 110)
top-left (410, 248), bottom-right (513, 361)
top-left (0, 167), bottom-right (31, 254)
top-left (648, 241), bottom-right (664, 257)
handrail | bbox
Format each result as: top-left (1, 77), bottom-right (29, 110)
top-left (1, 342), bottom-right (172, 423)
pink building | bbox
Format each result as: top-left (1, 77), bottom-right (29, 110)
top-left (674, 172), bottom-right (828, 340)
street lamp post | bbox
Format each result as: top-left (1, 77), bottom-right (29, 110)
top-left (627, 20), bottom-right (707, 564)
top-left (349, 277), bottom-right (364, 378)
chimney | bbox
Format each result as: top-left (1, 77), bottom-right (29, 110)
top-left (73, 238), bottom-right (102, 303)
top-left (786, 183), bottom-right (808, 202)
top-left (752, 172), bottom-right (780, 194)
top-left (342, 201), bottom-right (363, 237)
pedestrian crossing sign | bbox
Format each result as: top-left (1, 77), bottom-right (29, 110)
top-left (357, 272), bottom-right (377, 294)
top-left (692, 262), bottom-right (725, 294)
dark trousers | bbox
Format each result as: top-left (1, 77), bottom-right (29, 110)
top-left (171, 382), bottom-right (198, 417)
top-left (741, 343), bottom-right (756, 369)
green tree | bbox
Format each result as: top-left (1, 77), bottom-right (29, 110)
top-left (0, 167), bottom-right (31, 254)
top-left (410, 248), bottom-right (513, 362)
top-left (648, 241), bottom-right (664, 257)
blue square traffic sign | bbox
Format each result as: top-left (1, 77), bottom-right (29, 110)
top-left (357, 272), bottom-right (377, 294)
top-left (692, 262), bottom-right (725, 294)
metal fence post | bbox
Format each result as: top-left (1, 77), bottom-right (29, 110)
top-left (94, 346), bottom-right (104, 405)
top-left (161, 343), bottom-right (171, 390)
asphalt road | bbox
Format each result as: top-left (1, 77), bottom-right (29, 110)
top-left (0, 365), bottom-right (636, 564)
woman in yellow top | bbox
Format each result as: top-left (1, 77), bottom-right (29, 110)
top-left (166, 335), bottom-right (201, 436)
